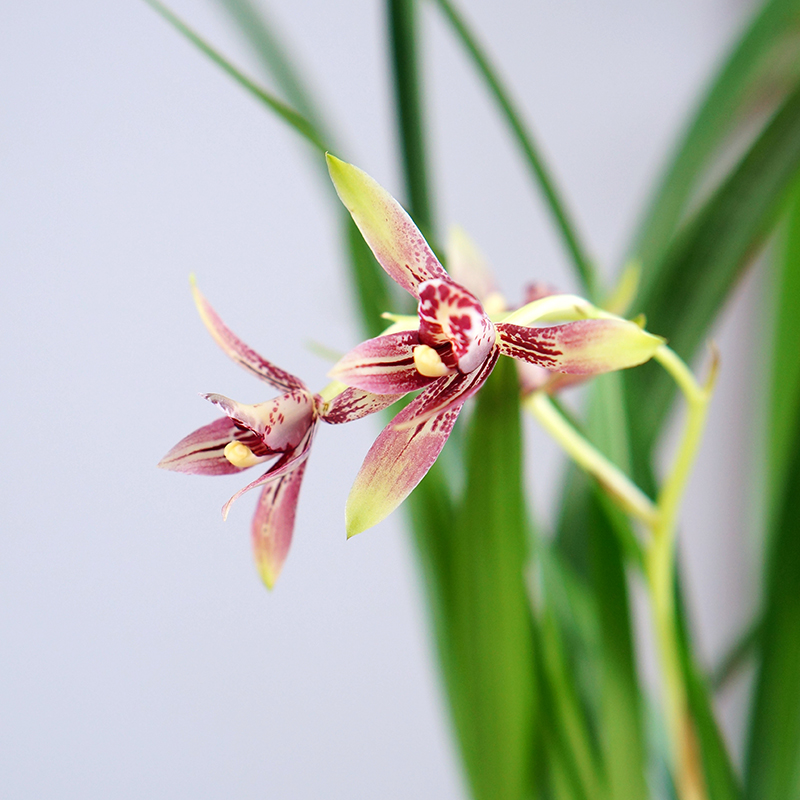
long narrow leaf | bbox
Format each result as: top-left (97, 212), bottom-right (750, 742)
top-left (632, 0), bottom-right (800, 285)
top-left (145, 0), bottom-right (327, 151)
top-left (744, 423), bottom-right (800, 800)
top-left (445, 358), bottom-right (537, 800)
top-left (745, 185), bottom-right (800, 800)
top-left (766, 181), bottom-right (800, 518)
top-left (626, 82), bottom-right (800, 473)
top-left (214, 0), bottom-right (332, 142)
top-left (430, 0), bottom-right (596, 295)
top-left (388, 0), bottom-right (436, 236)
top-left (674, 579), bottom-right (742, 800)
top-left (587, 491), bottom-right (648, 800)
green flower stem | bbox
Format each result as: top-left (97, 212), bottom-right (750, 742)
top-left (528, 344), bottom-right (714, 800)
top-left (525, 391), bottom-right (657, 528)
top-left (646, 345), bottom-right (717, 800)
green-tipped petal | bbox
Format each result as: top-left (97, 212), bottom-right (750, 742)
top-left (326, 154), bottom-right (448, 297)
top-left (345, 403), bottom-right (461, 537)
top-left (345, 353), bottom-right (497, 536)
top-left (251, 458), bottom-right (309, 589)
top-left (497, 318), bottom-right (665, 374)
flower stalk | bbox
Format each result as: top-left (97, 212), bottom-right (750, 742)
top-left (525, 390), bottom-right (658, 527)
top-left (529, 343), bottom-right (717, 800)
top-left (646, 345), bottom-right (718, 800)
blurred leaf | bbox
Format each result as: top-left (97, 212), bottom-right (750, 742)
top-left (767, 181), bottom-right (800, 517)
top-left (565, 375), bottom-right (647, 799)
top-left (632, 0), bottom-right (800, 283)
top-left (388, 0), bottom-right (436, 237)
top-left (145, 0), bottom-right (327, 151)
top-left (439, 358), bottom-right (537, 800)
top-left (710, 618), bottom-right (762, 693)
top-left (343, 214), bottom-right (397, 337)
top-left (626, 82), bottom-right (800, 475)
top-left (430, 0), bottom-right (596, 295)
top-left (151, 0), bottom-right (398, 338)
top-left (674, 581), bottom-right (742, 800)
top-left (537, 561), bottom-right (607, 800)
top-left (745, 186), bottom-right (800, 800)
top-left (587, 491), bottom-right (648, 800)
top-left (535, 544), bottom-right (613, 800)
top-left (214, 0), bottom-right (332, 143)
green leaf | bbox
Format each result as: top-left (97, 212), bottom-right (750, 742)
top-left (144, 0), bottom-right (327, 152)
top-left (587, 492), bottom-right (648, 800)
top-left (767, 181), bottom-right (800, 519)
top-left (674, 580), bottom-right (742, 800)
top-left (439, 358), bottom-right (537, 800)
top-left (626, 82), bottom-right (800, 473)
top-left (429, 0), bottom-right (596, 295)
top-left (553, 375), bottom-right (646, 799)
top-left (537, 561), bottom-right (607, 800)
top-left (213, 0), bottom-right (333, 144)
top-left (710, 618), bottom-right (762, 693)
top-left (632, 0), bottom-right (800, 283)
top-left (745, 187), bottom-right (800, 800)
top-left (153, 0), bottom-right (398, 338)
top-left (388, 0), bottom-right (436, 237)
top-left (744, 421), bottom-right (800, 799)
top-left (343, 213), bottom-right (397, 338)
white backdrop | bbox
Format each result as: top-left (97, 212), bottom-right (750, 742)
top-left (1, 1), bottom-right (759, 797)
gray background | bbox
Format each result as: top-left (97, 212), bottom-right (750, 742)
top-left (2, 1), bottom-right (760, 797)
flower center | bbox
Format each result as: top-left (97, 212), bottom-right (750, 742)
top-left (224, 441), bottom-right (266, 469)
top-left (413, 344), bottom-right (452, 378)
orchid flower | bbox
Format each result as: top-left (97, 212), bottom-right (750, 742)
top-left (326, 155), bottom-right (665, 536)
top-left (158, 283), bottom-right (399, 588)
top-left (446, 227), bottom-right (595, 395)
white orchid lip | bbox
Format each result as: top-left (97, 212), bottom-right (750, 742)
top-left (413, 344), bottom-right (452, 377)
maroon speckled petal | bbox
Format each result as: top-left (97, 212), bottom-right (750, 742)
top-left (417, 279), bottom-right (495, 374)
top-left (203, 390), bottom-right (315, 455)
top-left (250, 457), bottom-right (309, 589)
top-left (193, 285), bottom-right (306, 392)
top-left (221, 429), bottom-right (314, 521)
top-left (321, 387), bottom-right (403, 424)
top-left (344, 389), bottom-right (464, 536)
top-left (157, 416), bottom-right (249, 476)
top-left (395, 347), bottom-right (499, 429)
top-left (497, 319), bottom-right (662, 375)
top-left (329, 331), bottom-right (436, 394)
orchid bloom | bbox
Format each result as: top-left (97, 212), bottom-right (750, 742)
top-left (158, 284), bottom-right (399, 588)
top-left (326, 155), bottom-right (665, 536)
top-left (446, 227), bottom-right (595, 395)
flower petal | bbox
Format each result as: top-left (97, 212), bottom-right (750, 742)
top-left (192, 282), bottom-right (306, 392)
top-left (329, 331), bottom-right (435, 394)
top-left (251, 458), bottom-right (309, 589)
top-left (418, 279), bottom-right (496, 373)
top-left (345, 400), bottom-right (462, 538)
top-left (321, 387), bottom-right (403, 424)
top-left (497, 319), bottom-right (665, 374)
top-left (326, 155), bottom-right (448, 296)
top-left (393, 347), bottom-right (499, 429)
top-left (203, 390), bottom-right (315, 454)
top-left (446, 226), bottom-right (497, 304)
top-left (221, 430), bottom-right (314, 521)
top-left (344, 350), bottom-right (498, 536)
top-left (158, 416), bottom-right (250, 475)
